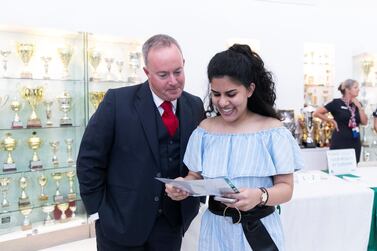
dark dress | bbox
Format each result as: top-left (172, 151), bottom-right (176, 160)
top-left (325, 98), bottom-right (361, 162)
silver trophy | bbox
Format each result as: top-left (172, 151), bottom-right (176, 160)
top-left (0, 50), bottom-right (11, 78)
top-left (278, 109), bottom-right (296, 137)
top-left (57, 91), bottom-right (73, 126)
top-left (128, 52), bottom-right (141, 83)
top-left (49, 140), bottom-right (60, 167)
top-left (0, 177), bottom-right (11, 208)
top-left (301, 105), bottom-right (316, 148)
top-left (40, 56), bottom-right (52, 79)
top-left (65, 138), bottom-right (74, 166)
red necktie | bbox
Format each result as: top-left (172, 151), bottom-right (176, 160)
top-left (161, 101), bottom-right (179, 137)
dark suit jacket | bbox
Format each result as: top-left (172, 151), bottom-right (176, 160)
top-left (77, 81), bottom-right (205, 246)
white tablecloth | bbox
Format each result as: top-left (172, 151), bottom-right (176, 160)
top-left (182, 170), bottom-right (374, 251)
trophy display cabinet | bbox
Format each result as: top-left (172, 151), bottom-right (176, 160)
top-left (0, 26), bottom-right (144, 250)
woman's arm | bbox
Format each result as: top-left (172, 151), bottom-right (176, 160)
top-left (313, 106), bottom-right (338, 131)
top-left (352, 98), bottom-right (368, 125)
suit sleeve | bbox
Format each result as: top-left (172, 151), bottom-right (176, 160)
top-left (76, 89), bottom-right (115, 214)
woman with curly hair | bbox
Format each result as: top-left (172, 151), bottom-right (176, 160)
top-left (166, 44), bottom-right (303, 251)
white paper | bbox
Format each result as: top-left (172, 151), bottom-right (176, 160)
top-left (155, 177), bottom-right (238, 196)
top-left (326, 149), bottom-right (357, 175)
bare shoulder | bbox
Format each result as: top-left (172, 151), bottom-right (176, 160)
top-left (252, 114), bottom-right (283, 130)
top-left (199, 117), bottom-right (219, 131)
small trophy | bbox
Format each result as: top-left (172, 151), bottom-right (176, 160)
top-left (20, 206), bottom-right (33, 230)
top-left (40, 56), bottom-right (52, 79)
top-left (89, 48), bottom-right (102, 81)
top-left (301, 105), bottom-right (316, 148)
top-left (128, 52), bottom-right (141, 83)
top-left (0, 49), bottom-right (11, 78)
top-left (18, 176), bottom-right (30, 206)
top-left (21, 86), bottom-right (44, 128)
top-left (38, 175), bottom-right (48, 201)
top-left (57, 47), bottom-right (73, 79)
top-left (42, 204), bottom-right (55, 225)
top-left (89, 91), bottom-right (105, 110)
top-left (104, 57), bottom-right (115, 81)
top-left (16, 42), bottom-right (35, 79)
top-left (43, 100), bottom-right (54, 127)
top-left (69, 203), bottom-right (77, 218)
top-left (66, 171), bottom-right (76, 201)
top-left (52, 172), bottom-right (63, 203)
top-left (49, 140), bottom-right (60, 167)
top-left (57, 202), bottom-right (69, 222)
top-left (1, 132), bottom-right (17, 172)
top-left (362, 59), bottom-right (374, 86)
top-left (65, 138), bottom-right (74, 166)
top-left (10, 98), bottom-right (23, 128)
top-left (27, 131), bottom-right (43, 170)
top-left (57, 91), bottom-right (73, 126)
top-left (116, 60), bottom-right (124, 81)
top-left (0, 177), bottom-right (11, 208)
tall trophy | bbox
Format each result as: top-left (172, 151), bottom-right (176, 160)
top-left (65, 138), bottom-right (74, 166)
top-left (49, 140), bottom-right (60, 167)
top-left (89, 48), bottom-right (102, 81)
top-left (301, 105), bottom-right (316, 148)
top-left (10, 97), bottom-right (23, 128)
top-left (57, 46), bottom-right (73, 79)
top-left (1, 132), bottom-right (17, 172)
top-left (89, 91), bottom-right (105, 110)
top-left (128, 52), bottom-right (141, 83)
top-left (42, 204), bottom-right (55, 225)
top-left (40, 56), bottom-right (52, 79)
top-left (18, 176), bottom-right (30, 207)
top-left (57, 91), bottom-right (73, 126)
top-left (43, 100), bottom-right (54, 127)
top-left (20, 206), bottom-right (33, 230)
top-left (52, 172), bottom-right (63, 203)
top-left (21, 86), bottom-right (44, 128)
top-left (66, 171), bottom-right (77, 201)
top-left (27, 131), bottom-right (43, 170)
top-left (278, 109), bottom-right (296, 137)
top-left (362, 59), bottom-right (374, 87)
top-left (105, 57), bottom-right (115, 81)
top-left (38, 175), bottom-right (48, 201)
top-left (0, 177), bottom-right (11, 208)
top-left (16, 42), bottom-right (35, 78)
top-left (69, 202), bottom-right (77, 218)
top-left (0, 49), bottom-right (11, 78)
top-left (57, 202), bottom-right (69, 222)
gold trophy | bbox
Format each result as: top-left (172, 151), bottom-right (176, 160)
top-left (57, 91), bottom-right (73, 126)
top-left (21, 86), bottom-right (44, 128)
top-left (20, 206), bottom-right (33, 230)
top-left (42, 204), bottom-right (55, 225)
top-left (52, 172), bottom-right (63, 203)
top-left (18, 176), bottom-right (30, 206)
top-left (49, 140), bottom-right (60, 167)
top-left (66, 171), bottom-right (76, 201)
top-left (57, 46), bottom-right (73, 79)
top-left (43, 100), bottom-right (54, 127)
top-left (40, 56), bottom-right (52, 79)
top-left (128, 52), bottom-right (141, 83)
top-left (57, 202), bottom-right (69, 222)
top-left (38, 174), bottom-right (48, 201)
top-left (0, 177), bottom-right (11, 208)
top-left (89, 48), bottom-right (102, 81)
top-left (16, 42), bottom-right (35, 78)
top-left (27, 131), bottom-right (43, 170)
top-left (0, 49), bottom-right (11, 78)
top-left (65, 138), bottom-right (74, 166)
top-left (1, 132), bottom-right (17, 172)
top-left (10, 98), bottom-right (23, 128)
top-left (89, 91), bottom-right (105, 110)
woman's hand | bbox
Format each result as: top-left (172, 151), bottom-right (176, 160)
top-left (222, 188), bottom-right (261, 211)
top-left (165, 177), bottom-right (190, 201)
top-left (330, 119), bottom-right (339, 132)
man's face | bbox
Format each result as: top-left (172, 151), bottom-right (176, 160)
top-left (143, 44), bottom-right (185, 101)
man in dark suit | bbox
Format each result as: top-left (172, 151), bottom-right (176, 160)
top-left (77, 34), bottom-right (205, 251)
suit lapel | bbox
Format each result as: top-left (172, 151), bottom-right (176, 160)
top-left (178, 94), bottom-right (194, 168)
top-left (134, 82), bottom-right (160, 169)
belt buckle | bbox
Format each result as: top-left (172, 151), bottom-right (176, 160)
top-left (223, 206), bottom-right (242, 224)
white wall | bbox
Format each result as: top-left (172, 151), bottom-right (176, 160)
top-left (1, 0), bottom-right (376, 110)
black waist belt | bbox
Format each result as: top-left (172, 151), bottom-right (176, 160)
top-left (208, 196), bottom-right (279, 251)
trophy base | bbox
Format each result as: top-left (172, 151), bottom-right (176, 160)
top-left (90, 76), bottom-right (102, 82)
top-left (54, 195), bottom-right (64, 203)
top-left (45, 121), bottom-right (54, 127)
top-left (68, 193), bottom-right (77, 202)
top-left (27, 119), bottom-right (42, 128)
top-left (127, 76), bottom-right (140, 83)
top-left (44, 219), bottom-right (55, 225)
top-left (3, 163), bottom-right (16, 172)
top-left (20, 72), bottom-right (33, 79)
top-left (60, 217), bottom-right (70, 223)
top-left (11, 121), bottom-right (23, 129)
top-left (60, 119), bottom-right (72, 126)
top-left (18, 199), bottom-right (31, 207)
top-left (0, 215), bottom-right (11, 225)
top-left (21, 223), bottom-right (32, 231)
top-left (304, 141), bottom-right (316, 148)
top-left (30, 160), bottom-right (43, 170)
top-left (39, 195), bottom-right (49, 201)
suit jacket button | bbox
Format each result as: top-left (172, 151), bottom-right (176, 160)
top-left (154, 196), bottom-right (160, 202)
top-left (156, 172), bottom-right (161, 178)
top-left (168, 157), bottom-right (173, 162)
top-left (158, 209), bottom-right (163, 214)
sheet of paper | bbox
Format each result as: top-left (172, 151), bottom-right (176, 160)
top-left (155, 177), bottom-right (238, 196)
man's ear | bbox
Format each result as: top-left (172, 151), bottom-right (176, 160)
top-left (143, 66), bottom-right (149, 76)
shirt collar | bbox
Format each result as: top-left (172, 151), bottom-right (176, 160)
top-left (150, 87), bottom-right (177, 113)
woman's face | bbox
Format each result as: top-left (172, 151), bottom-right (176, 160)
top-left (211, 76), bottom-right (253, 124)
top-left (346, 82), bottom-right (360, 98)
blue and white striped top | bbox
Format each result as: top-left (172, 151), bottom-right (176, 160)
top-left (184, 126), bottom-right (303, 251)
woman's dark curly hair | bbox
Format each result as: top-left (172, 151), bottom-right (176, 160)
top-left (206, 44), bottom-right (280, 120)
